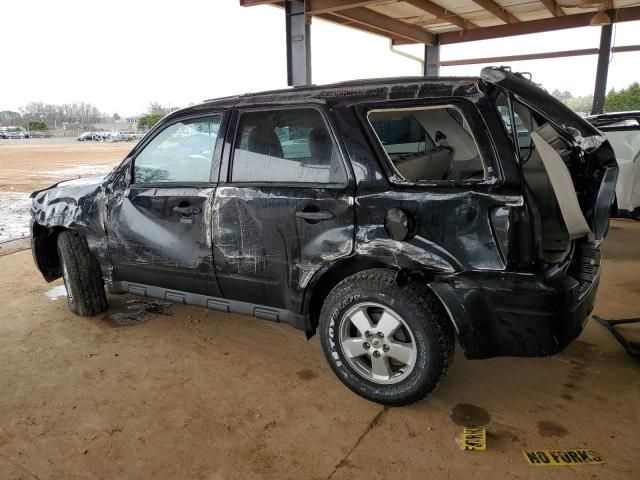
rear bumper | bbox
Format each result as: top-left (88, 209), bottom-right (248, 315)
top-left (431, 242), bottom-right (600, 359)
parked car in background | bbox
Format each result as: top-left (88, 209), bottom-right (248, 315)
top-left (1, 127), bottom-right (26, 139)
top-left (108, 132), bottom-right (128, 142)
top-left (587, 111), bottom-right (640, 219)
top-left (29, 131), bottom-right (52, 138)
top-left (31, 68), bottom-right (618, 405)
top-left (77, 132), bottom-right (101, 141)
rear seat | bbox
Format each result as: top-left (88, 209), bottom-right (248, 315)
top-left (393, 146), bottom-right (453, 181)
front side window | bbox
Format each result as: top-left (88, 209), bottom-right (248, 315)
top-left (133, 115), bottom-right (221, 184)
top-left (231, 108), bottom-right (346, 184)
top-left (368, 105), bottom-right (486, 182)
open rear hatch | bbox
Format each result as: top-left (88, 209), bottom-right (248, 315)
top-left (483, 67), bottom-right (618, 262)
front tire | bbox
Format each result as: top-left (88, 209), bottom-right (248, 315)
top-left (319, 269), bottom-right (454, 406)
top-left (57, 231), bottom-right (108, 316)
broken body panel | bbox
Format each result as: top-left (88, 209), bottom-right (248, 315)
top-left (586, 111), bottom-right (640, 219)
top-left (31, 68), bottom-right (617, 359)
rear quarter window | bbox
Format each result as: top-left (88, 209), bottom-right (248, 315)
top-left (367, 105), bottom-right (487, 183)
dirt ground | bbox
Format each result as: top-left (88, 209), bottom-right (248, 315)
top-left (0, 138), bottom-right (131, 192)
top-left (0, 142), bottom-right (639, 480)
top-left (0, 139), bottom-right (131, 241)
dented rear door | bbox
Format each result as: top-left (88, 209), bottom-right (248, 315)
top-left (212, 106), bottom-right (354, 313)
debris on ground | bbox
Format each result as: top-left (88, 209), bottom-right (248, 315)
top-left (45, 284), bottom-right (67, 301)
top-left (103, 299), bottom-right (173, 327)
top-left (459, 427), bottom-right (486, 451)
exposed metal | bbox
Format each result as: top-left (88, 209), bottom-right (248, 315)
top-left (593, 315), bottom-right (640, 359)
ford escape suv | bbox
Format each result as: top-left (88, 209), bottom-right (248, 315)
top-left (31, 68), bottom-right (618, 406)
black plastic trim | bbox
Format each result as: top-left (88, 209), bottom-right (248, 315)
top-left (110, 281), bottom-right (306, 330)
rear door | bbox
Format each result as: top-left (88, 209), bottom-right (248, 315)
top-left (106, 113), bottom-right (226, 297)
top-left (212, 106), bottom-right (354, 313)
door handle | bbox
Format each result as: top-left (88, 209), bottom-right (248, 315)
top-left (296, 208), bottom-right (335, 223)
top-left (173, 205), bottom-right (201, 216)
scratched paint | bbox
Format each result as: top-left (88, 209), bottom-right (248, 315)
top-left (29, 68), bottom-right (617, 360)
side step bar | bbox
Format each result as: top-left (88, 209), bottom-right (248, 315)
top-left (109, 281), bottom-right (306, 331)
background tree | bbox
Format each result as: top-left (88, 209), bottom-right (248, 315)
top-left (148, 102), bottom-right (171, 115)
top-left (137, 112), bottom-right (165, 130)
top-left (0, 110), bottom-right (22, 127)
top-left (551, 90), bottom-right (594, 114)
top-left (605, 83), bottom-right (640, 112)
top-left (18, 101), bottom-right (103, 128)
top-left (28, 121), bottom-right (48, 131)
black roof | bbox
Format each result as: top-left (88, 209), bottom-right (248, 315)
top-left (170, 76), bottom-right (484, 117)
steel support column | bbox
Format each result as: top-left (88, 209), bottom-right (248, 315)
top-left (423, 41), bottom-right (440, 77)
top-left (591, 23), bottom-right (613, 114)
top-left (285, 0), bottom-right (311, 86)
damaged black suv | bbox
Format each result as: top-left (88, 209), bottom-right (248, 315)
top-left (31, 68), bottom-right (618, 405)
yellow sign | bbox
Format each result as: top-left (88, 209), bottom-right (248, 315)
top-left (523, 449), bottom-right (604, 466)
top-left (461, 428), bottom-right (486, 451)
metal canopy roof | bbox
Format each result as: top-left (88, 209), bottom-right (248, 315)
top-left (241, 0), bottom-right (640, 45)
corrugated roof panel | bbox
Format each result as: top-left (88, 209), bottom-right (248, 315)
top-left (514, 10), bottom-right (556, 21)
top-left (367, 2), bottom-right (430, 19)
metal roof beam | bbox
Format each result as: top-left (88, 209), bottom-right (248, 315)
top-left (470, 0), bottom-right (520, 24)
top-left (405, 0), bottom-right (478, 29)
top-left (438, 44), bottom-right (640, 66)
top-left (333, 7), bottom-right (436, 44)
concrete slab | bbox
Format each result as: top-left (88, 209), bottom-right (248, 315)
top-left (0, 220), bottom-right (638, 479)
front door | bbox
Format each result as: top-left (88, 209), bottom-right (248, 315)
top-left (106, 113), bottom-right (226, 297)
top-left (212, 106), bottom-right (354, 313)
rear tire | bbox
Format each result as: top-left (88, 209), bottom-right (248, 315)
top-left (57, 231), bottom-right (108, 316)
top-left (319, 268), bottom-right (454, 406)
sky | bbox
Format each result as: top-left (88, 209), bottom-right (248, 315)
top-left (1, 0), bottom-right (638, 117)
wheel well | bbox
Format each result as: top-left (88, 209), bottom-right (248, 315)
top-left (32, 223), bottom-right (67, 281)
top-left (304, 257), bottom-right (386, 336)
top-left (303, 258), bottom-right (440, 337)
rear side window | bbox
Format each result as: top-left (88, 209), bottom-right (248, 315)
top-left (231, 108), bottom-right (346, 184)
top-left (368, 105), bottom-right (486, 182)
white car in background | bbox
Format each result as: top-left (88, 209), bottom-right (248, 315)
top-left (588, 112), bottom-right (640, 219)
